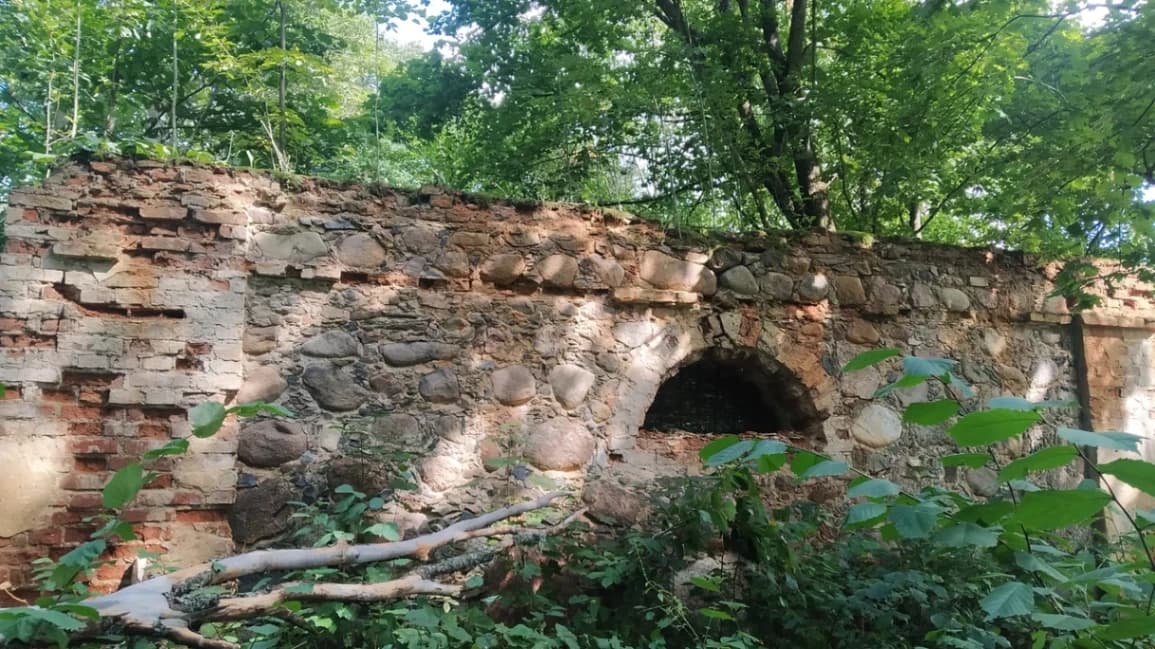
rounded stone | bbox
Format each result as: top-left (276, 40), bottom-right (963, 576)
top-left (336, 233), bottom-right (387, 267)
top-left (435, 415), bottom-right (465, 442)
top-left (760, 272), bottom-right (794, 300)
top-left (302, 364), bottom-right (367, 411)
top-left (549, 364), bottom-right (596, 409)
top-left (939, 287), bottom-right (971, 312)
top-left (238, 420), bottom-right (307, 468)
top-left (538, 254), bottom-right (579, 288)
top-left (420, 455), bottom-right (466, 492)
top-left (380, 341), bottom-right (457, 366)
top-left (324, 458), bottom-right (392, 495)
top-left (372, 414), bottom-right (425, 449)
top-left (845, 319), bottom-right (881, 345)
top-left (850, 404), bottom-right (903, 448)
top-left (419, 368), bottom-right (460, 403)
top-left (228, 478), bottom-right (296, 545)
top-left (235, 365), bottom-right (288, 403)
top-left (797, 273), bottom-right (829, 303)
top-left (967, 467), bottom-right (1000, 497)
top-left (719, 265), bottom-right (759, 295)
top-left (832, 275), bottom-right (866, 305)
top-left (492, 365), bottom-right (536, 405)
top-left (301, 330), bottom-right (362, 358)
top-left (525, 420), bottom-right (595, 471)
top-left (480, 253), bottom-right (527, 286)
top-left (639, 250), bottom-right (717, 294)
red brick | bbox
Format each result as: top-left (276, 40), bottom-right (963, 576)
top-left (171, 491), bottom-right (203, 506)
top-left (70, 437), bottom-right (118, 456)
top-left (74, 457), bottom-right (107, 473)
top-left (175, 510), bottom-right (225, 524)
top-left (30, 527), bottom-right (64, 545)
top-left (67, 493), bottom-right (103, 511)
top-left (50, 511), bottom-right (85, 526)
top-left (143, 474), bottom-right (173, 489)
top-left (61, 405), bottom-right (102, 420)
top-left (42, 389), bottom-right (77, 403)
top-left (64, 525), bottom-right (97, 543)
top-left (0, 318), bottom-right (24, 334)
top-left (69, 421), bottom-right (103, 436)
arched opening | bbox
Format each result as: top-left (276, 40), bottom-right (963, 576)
top-left (642, 347), bottom-right (821, 436)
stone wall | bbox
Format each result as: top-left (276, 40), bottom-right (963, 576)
top-left (0, 159), bottom-right (1149, 596)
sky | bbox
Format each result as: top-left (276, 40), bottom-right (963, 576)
top-left (388, 0), bottom-right (451, 51)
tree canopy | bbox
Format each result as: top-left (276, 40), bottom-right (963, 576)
top-left (1, 0), bottom-right (1152, 261)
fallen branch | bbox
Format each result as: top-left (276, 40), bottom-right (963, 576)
top-left (42, 491), bottom-right (571, 649)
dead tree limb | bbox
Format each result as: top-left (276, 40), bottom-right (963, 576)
top-left (40, 491), bottom-right (571, 649)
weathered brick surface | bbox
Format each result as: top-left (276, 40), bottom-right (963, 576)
top-left (1, 159), bottom-right (1152, 601)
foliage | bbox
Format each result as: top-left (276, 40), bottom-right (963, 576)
top-left (2, 0), bottom-right (1153, 265)
top-left (0, 400), bottom-right (286, 646)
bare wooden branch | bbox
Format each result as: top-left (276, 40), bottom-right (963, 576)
top-left (43, 492), bottom-right (569, 649)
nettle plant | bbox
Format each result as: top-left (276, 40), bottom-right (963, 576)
top-left (0, 400), bottom-right (287, 647)
top-left (695, 348), bottom-right (1155, 647)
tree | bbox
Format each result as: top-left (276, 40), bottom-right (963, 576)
top-left (425, 0), bottom-right (1154, 256)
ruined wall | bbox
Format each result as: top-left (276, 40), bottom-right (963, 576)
top-left (1, 159), bottom-right (1145, 595)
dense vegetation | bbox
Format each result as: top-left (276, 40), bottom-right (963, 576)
top-left (0, 0), bottom-right (1152, 259)
top-left (8, 353), bottom-right (1155, 647)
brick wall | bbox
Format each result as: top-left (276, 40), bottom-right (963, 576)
top-left (1, 159), bottom-right (1152, 598)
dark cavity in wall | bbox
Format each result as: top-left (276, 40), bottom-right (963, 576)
top-left (643, 347), bottom-right (820, 435)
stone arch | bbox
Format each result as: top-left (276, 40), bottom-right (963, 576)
top-left (643, 346), bottom-right (822, 436)
top-left (605, 319), bottom-right (825, 451)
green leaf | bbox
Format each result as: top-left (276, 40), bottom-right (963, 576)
top-left (1098, 615), bottom-right (1155, 640)
top-left (1012, 489), bottom-right (1111, 530)
top-left (954, 501), bottom-right (1015, 525)
top-left (227, 402), bottom-right (294, 418)
top-left (1099, 459), bottom-right (1155, 498)
top-left (699, 436), bottom-right (742, 463)
top-left (689, 576), bottom-right (722, 592)
top-left (364, 523), bottom-right (401, 541)
top-left (842, 348), bottom-right (901, 372)
top-left (981, 581), bottom-right (1034, 620)
top-left (846, 502), bottom-right (887, 526)
top-left (333, 484), bottom-right (357, 495)
top-left (1033, 613), bottom-right (1094, 631)
top-left (746, 439), bottom-right (786, 461)
top-left (947, 409), bottom-right (1041, 447)
top-left (799, 460), bottom-right (848, 480)
top-left (789, 451), bottom-right (825, 476)
top-left (189, 402), bottom-right (227, 438)
top-left (847, 478), bottom-right (901, 498)
top-left (942, 453), bottom-right (991, 468)
top-left (699, 608), bottom-right (734, 621)
top-left (888, 503), bottom-right (940, 539)
top-left (51, 604), bottom-right (100, 621)
top-left (997, 446), bottom-right (1078, 482)
top-left (142, 438), bottom-right (190, 461)
top-left (704, 439), bottom-right (754, 467)
top-left (987, 397), bottom-right (1077, 411)
top-left (283, 583), bottom-right (314, 593)
top-left (103, 463), bottom-right (145, 509)
top-left (1057, 427), bottom-right (1144, 452)
top-left (873, 374), bottom-right (928, 398)
top-left (935, 522), bottom-right (999, 548)
top-left (465, 575), bottom-right (484, 589)
top-left (903, 399), bottom-right (959, 425)
top-left (902, 356), bottom-right (957, 377)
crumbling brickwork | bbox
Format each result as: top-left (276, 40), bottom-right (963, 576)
top-left (1, 159), bottom-right (1150, 597)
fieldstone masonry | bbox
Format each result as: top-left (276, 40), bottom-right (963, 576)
top-left (2, 159), bottom-right (1154, 597)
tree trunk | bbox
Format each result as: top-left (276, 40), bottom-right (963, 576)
top-left (171, 0), bottom-right (179, 157)
top-left (278, 0), bottom-right (287, 161)
top-left (69, 0), bottom-right (81, 138)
